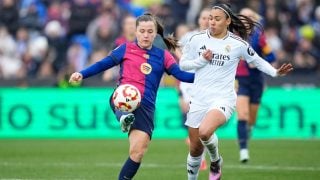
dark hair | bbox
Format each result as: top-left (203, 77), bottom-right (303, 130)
top-left (136, 12), bottom-right (179, 51)
top-left (212, 3), bottom-right (262, 40)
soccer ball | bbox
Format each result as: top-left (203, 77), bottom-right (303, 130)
top-left (112, 84), bottom-right (141, 112)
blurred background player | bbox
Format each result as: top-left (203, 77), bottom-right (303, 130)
top-left (235, 7), bottom-right (277, 163)
top-left (69, 13), bottom-right (194, 180)
top-left (175, 7), bottom-right (211, 171)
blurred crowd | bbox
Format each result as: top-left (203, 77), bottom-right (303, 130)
top-left (0, 0), bottom-right (319, 87)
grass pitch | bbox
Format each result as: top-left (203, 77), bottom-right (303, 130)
top-left (0, 139), bottom-right (319, 180)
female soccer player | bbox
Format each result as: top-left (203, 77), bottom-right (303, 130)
top-left (69, 13), bottom-right (194, 180)
top-left (235, 8), bottom-right (277, 163)
top-left (179, 4), bottom-right (293, 180)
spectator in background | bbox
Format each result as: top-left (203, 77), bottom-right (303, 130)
top-left (67, 35), bottom-right (91, 73)
top-left (15, 26), bottom-right (30, 62)
top-left (87, 12), bottom-right (118, 52)
top-left (46, 0), bottom-right (69, 33)
top-left (44, 20), bottom-right (68, 75)
top-left (169, 0), bottom-right (190, 30)
top-left (293, 25), bottom-right (320, 73)
top-left (0, 25), bottom-right (23, 79)
top-left (98, 0), bottom-right (122, 25)
top-left (0, 0), bottom-right (19, 36)
top-left (115, 15), bottom-right (137, 47)
top-left (19, 0), bottom-right (47, 33)
top-left (68, 0), bottom-right (96, 38)
top-left (23, 35), bottom-right (48, 77)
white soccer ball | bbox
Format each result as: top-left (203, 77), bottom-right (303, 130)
top-left (112, 84), bottom-right (141, 112)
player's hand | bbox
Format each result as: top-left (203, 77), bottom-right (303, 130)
top-left (276, 63), bottom-right (293, 76)
top-left (69, 72), bottom-right (83, 83)
top-left (202, 49), bottom-right (213, 61)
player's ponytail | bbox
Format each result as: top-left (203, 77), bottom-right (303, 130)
top-left (212, 3), bottom-right (261, 40)
top-left (137, 12), bottom-right (179, 51)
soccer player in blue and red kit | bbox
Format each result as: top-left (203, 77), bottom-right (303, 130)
top-left (69, 13), bottom-right (194, 180)
top-left (235, 8), bottom-right (277, 163)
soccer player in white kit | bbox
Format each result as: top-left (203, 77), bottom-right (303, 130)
top-left (180, 3), bottom-right (293, 180)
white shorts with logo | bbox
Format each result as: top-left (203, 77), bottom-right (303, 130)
top-left (185, 101), bottom-right (235, 128)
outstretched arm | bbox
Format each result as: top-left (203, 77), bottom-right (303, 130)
top-left (69, 44), bottom-right (126, 83)
top-left (168, 64), bottom-right (195, 83)
top-left (250, 56), bottom-right (293, 77)
top-left (276, 63), bottom-right (293, 76)
top-left (69, 56), bottom-right (118, 83)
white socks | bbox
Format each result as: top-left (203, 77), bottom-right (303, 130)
top-left (187, 153), bottom-right (202, 180)
top-left (200, 133), bottom-right (219, 162)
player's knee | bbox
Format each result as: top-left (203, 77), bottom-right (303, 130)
top-left (237, 110), bottom-right (249, 120)
top-left (129, 148), bottom-right (147, 162)
top-left (198, 129), bottom-right (212, 141)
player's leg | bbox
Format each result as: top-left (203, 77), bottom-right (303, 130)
top-left (118, 129), bottom-right (150, 180)
top-left (248, 81), bottom-right (264, 132)
top-left (236, 95), bottom-right (250, 163)
top-left (118, 104), bottom-right (154, 180)
top-left (187, 127), bottom-right (204, 180)
top-left (236, 77), bottom-right (250, 162)
top-left (248, 103), bottom-right (259, 133)
top-left (109, 94), bottom-right (135, 132)
top-left (180, 94), bottom-right (208, 171)
top-left (199, 108), bottom-right (226, 180)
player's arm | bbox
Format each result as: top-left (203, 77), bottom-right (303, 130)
top-left (243, 45), bottom-right (293, 77)
top-left (168, 63), bottom-right (195, 83)
top-left (179, 42), bottom-right (210, 71)
top-left (69, 44), bottom-right (126, 83)
top-left (164, 50), bottom-right (194, 83)
top-left (259, 32), bottom-right (276, 63)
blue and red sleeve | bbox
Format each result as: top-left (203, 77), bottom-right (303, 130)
top-left (164, 51), bottom-right (194, 83)
top-left (258, 33), bottom-right (276, 63)
top-left (80, 44), bottom-right (126, 79)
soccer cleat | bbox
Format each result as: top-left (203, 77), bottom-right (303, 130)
top-left (120, 113), bottom-right (135, 133)
top-left (209, 156), bottom-right (223, 180)
top-left (200, 159), bottom-right (207, 171)
top-left (240, 149), bottom-right (249, 163)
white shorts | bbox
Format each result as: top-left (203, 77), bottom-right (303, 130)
top-left (179, 82), bottom-right (193, 102)
top-left (185, 103), bottom-right (235, 128)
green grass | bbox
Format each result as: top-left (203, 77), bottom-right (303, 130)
top-left (0, 139), bottom-right (319, 180)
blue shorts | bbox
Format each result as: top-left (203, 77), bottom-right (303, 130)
top-left (109, 95), bottom-right (155, 139)
top-left (236, 76), bottom-right (264, 104)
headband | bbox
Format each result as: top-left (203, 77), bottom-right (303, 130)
top-left (213, 5), bottom-right (231, 18)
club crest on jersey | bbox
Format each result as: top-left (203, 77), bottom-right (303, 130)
top-left (140, 63), bottom-right (152, 74)
top-left (247, 47), bottom-right (255, 56)
top-left (225, 45), bottom-right (231, 53)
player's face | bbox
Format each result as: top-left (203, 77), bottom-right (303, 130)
top-left (209, 9), bottom-right (231, 38)
top-left (136, 21), bottom-right (157, 49)
top-left (198, 10), bottom-right (210, 30)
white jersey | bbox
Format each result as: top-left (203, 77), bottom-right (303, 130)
top-left (180, 30), bottom-right (277, 111)
top-left (178, 30), bottom-right (203, 102)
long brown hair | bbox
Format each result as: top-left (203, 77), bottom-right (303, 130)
top-left (136, 12), bottom-right (179, 51)
top-left (212, 3), bottom-right (262, 40)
